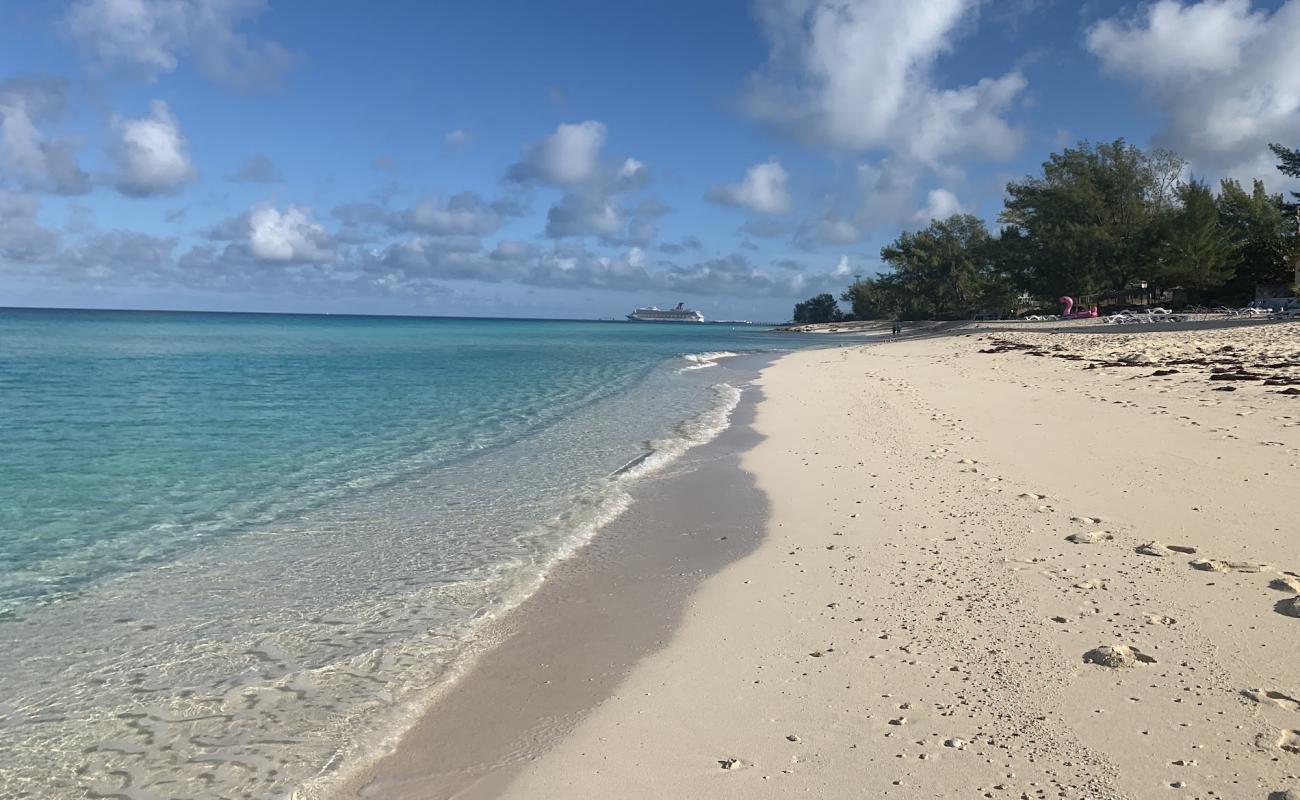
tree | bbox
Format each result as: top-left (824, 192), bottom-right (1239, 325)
top-left (1270, 142), bottom-right (1300, 193)
top-left (1157, 180), bottom-right (1233, 293)
top-left (1000, 139), bottom-right (1184, 296)
top-left (840, 278), bottom-right (893, 320)
top-left (792, 293), bottom-right (843, 324)
top-left (877, 215), bottom-right (997, 318)
top-left (1217, 178), bottom-right (1292, 300)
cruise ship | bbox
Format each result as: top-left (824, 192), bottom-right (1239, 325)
top-left (626, 302), bottom-right (705, 323)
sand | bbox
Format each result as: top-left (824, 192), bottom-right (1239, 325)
top-left (490, 321), bottom-right (1300, 799)
top-left (346, 321), bottom-right (1300, 799)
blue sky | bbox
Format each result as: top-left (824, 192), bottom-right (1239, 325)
top-left (1, 0), bottom-right (1297, 320)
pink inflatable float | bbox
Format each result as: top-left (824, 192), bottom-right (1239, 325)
top-left (1059, 296), bottom-right (1098, 319)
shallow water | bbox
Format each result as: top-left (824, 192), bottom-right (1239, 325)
top-left (0, 309), bottom-right (811, 798)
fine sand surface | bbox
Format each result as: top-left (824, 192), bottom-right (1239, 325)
top-left (487, 321), bottom-right (1300, 799)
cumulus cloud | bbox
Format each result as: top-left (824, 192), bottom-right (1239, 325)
top-left (402, 192), bottom-right (503, 236)
top-left (914, 188), bottom-right (964, 223)
top-left (1087, 0), bottom-right (1300, 179)
top-left (63, 230), bottom-right (177, 280)
top-left (62, 0), bottom-right (295, 91)
top-left (444, 128), bottom-right (471, 147)
top-left (508, 120), bottom-right (608, 185)
top-left (0, 191), bottom-right (63, 261)
top-left (545, 192), bottom-right (625, 238)
top-left (205, 204), bottom-right (337, 264)
top-left (110, 100), bottom-right (197, 197)
top-left (0, 78), bottom-right (90, 195)
top-left (708, 159), bottom-right (793, 214)
top-left (226, 153), bottom-right (282, 183)
top-left (745, 0), bottom-right (1026, 165)
top-left (247, 205), bottom-right (335, 263)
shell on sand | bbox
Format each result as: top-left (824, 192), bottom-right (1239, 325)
top-left (1083, 645), bottom-right (1156, 668)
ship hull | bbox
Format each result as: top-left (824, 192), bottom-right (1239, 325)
top-left (625, 314), bottom-right (705, 323)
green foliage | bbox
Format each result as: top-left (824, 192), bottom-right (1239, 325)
top-left (828, 140), bottom-right (1296, 318)
top-left (791, 293), bottom-right (843, 324)
top-left (999, 139), bottom-right (1183, 296)
top-left (1217, 178), bottom-right (1293, 298)
top-left (875, 215), bottom-right (1008, 318)
top-left (1157, 180), bottom-right (1234, 291)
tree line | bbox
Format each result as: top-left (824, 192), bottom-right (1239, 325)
top-left (792, 140), bottom-right (1299, 323)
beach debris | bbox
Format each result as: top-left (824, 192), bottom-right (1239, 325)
top-left (1277, 597), bottom-right (1300, 619)
top-left (719, 758), bottom-right (744, 770)
top-left (1066, 531), bottom-right (1113, 545)
top-left (943, 738), bottom-right (968, 750)
top-left (1136, 542), bottom-right (1173, 557)
top-left (1136, 542), bottom-right (1197, 557)
top-left (1190, 558), bottom-right (1267, 573)
top-left (786, 734), bottom-right (801, 743)
top-left (1270, 575), bottom-right (1300, 593)
top-left (1083, 645), bottom-right (1156, 668)
top-left (888, 717), bottom-right (907, 726)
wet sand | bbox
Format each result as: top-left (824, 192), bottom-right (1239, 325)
top-left (322, 362), bottom-right (771, 799)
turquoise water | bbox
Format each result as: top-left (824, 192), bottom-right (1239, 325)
top-left (0, 308), bottom-right (811, 798)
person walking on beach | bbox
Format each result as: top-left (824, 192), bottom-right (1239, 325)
top-left (891, 321), bottom-right (901, 339)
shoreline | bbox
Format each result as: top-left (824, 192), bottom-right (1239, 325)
top-left (480, 322), bottom-right (1299, 798)
top-left (318, 358), bottom-right (776, 799)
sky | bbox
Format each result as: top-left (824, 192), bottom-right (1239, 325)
top-left (1, 0), bottom-right (1298, 321)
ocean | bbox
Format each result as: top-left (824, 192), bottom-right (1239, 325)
top-left (0, 308), bottom-right (814, 799)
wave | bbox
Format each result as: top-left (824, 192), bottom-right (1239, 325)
top-left (678, 351), bottom-right (740, 371)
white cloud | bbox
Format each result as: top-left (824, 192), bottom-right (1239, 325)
top-left (444, 128), bottom-right (471, 147)
top-left (110, 100), bottom-right (197, 197)
top-left (1087, 0), bottom-right (1300, 179)
top-left (402, 192), bottom-right (502, 236)
top-left (831, 254), bottom-right (852, 278)
top-left (0, 191), bottom-right (62, 261)
top-left (914, 188), bottom-right (964, 223)
top-left (248, 205), bottom-right (335, 263)
top-left (545, 192), bottom-right (625, 238)
top-left (508, 120), bottom-right (608, 185)
top-left (745, 0), bottom-right (1026, 165)
top-left (0, 78), bottom-right (89, 195)
top-left (62, 0), bottom-right (294, 91)
top-left (709, 159), bottom-right (793, 214)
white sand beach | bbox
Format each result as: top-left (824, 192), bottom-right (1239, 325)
top-left (483, 321), bottom-right (1300, 799)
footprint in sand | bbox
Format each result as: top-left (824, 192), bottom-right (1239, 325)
top-left (1244, 689), bottom-right (1300, 713)
top-left (1275, 729), bottom-right (1300, 755)
top-left (1145, 614), bottom-right (1176, 626)
top-left (1066, 531), bottom-right (1114, 545)
top-left (1136, 542), bottom-right (1198, 557)
top-left (1019, 492), bottom-right (1047, 501)
top-left (1083, 645), bottom-right (1157, 667)
top-left (1070, 516), bottom-right (1103, 525)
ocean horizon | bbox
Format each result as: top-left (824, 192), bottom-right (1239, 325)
top-left (0, 308), bottom-right (812, 798)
